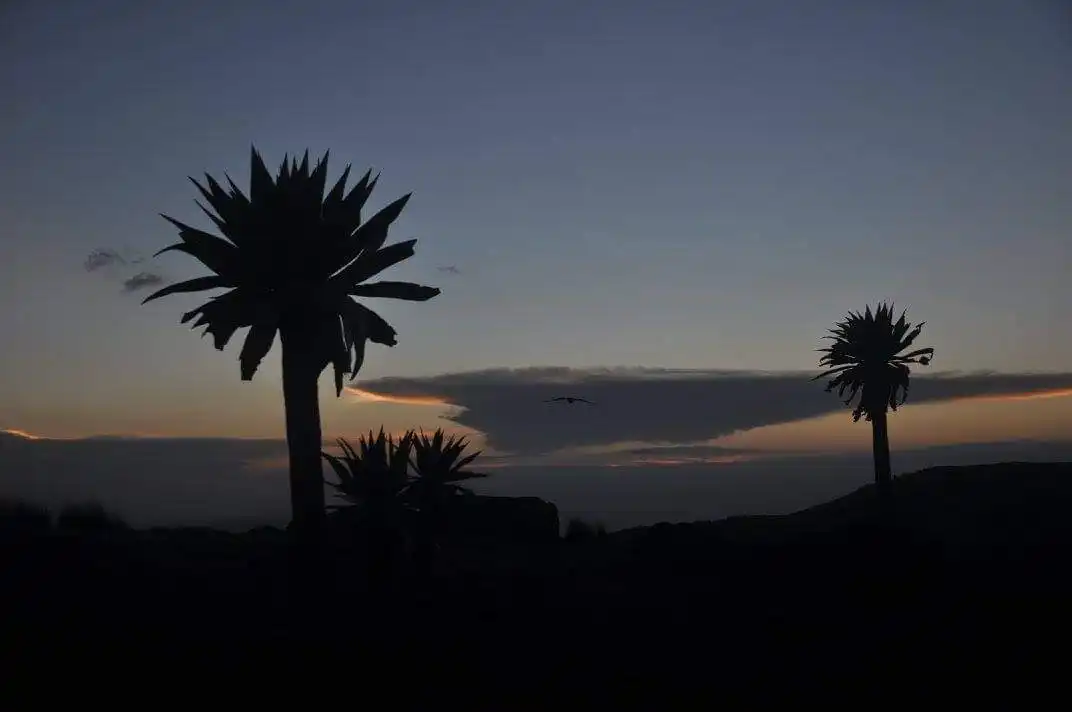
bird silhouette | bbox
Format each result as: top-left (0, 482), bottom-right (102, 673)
top-left (545, 396), bottom-right (595, 405)
top-left (437, 265), bottom-right (461, 275)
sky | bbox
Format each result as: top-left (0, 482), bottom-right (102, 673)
top-left (1, 0), bottom-right (1070, 528)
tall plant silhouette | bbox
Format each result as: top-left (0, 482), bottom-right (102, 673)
top-left (143, 148), bottom-right (439, 540)
top-left (406, 429), bottom-right (489, 572)
top-left (323, 429), bottom-right (415, 584)
top-left (814, 303), bottom-right (934, 502)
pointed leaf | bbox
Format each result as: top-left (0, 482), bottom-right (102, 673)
top-left (141, 276), bottom-right (228, 304)
top-left (452, 451), bottom-right (481, 473)
top-left (898, 348), bottom-right (934, 360)
top-left (204, 173), bottom-right (229, 206)
top-left (250, 146), bottom-right (275, 205)
top-left (339, 438), bottom-right (359, 465)
top-left (225, 173), bottom-right (249, 204)
top-left (336, 299), bottom-right (370, 378)
top-left (323, 164), bottom-right (352, 216)
top-left (349, 332), bottom-right (367, 378)
top-left (239, 321), bottom-right (278, 381)
top-left (177, 288), bottom-right (263, 350)
top-left (317, 315), bottom-right (349, 397)
top-left (350, 281), bottom-right (440, 302)
top-left (188, 177), bottom-right (226, 217)
top-left (184, 173), bottom-right (252, 248)
top-left (342, 170), bottom-right (377, 211)
top-left (194, 200), bottom-right (235, 240)
top-left (349, 302), bottom-right (397, 346)
top-left (326, 170), bottom-right (376, 232)
top-left (158, 214), bottom-right (242, 281)
top-left (343, 193), bottom-right (412, 257)
top-left (901, 324), bottom-right (924, 349)
top-left (188, 175), bottom-right (239, 224)
top-left (189, 174), bottom-right (247, 242)
top-left (309, 151), bottom-right (330, 204)
top-left (322, 452), bottom-right (350, 485)
top-left (331, 239), bottom-right (417, 289)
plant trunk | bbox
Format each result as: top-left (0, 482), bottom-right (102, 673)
top-left (871, 409), bottom-right (893, 509)
top-left (280, 329), bottom-right (327, 548)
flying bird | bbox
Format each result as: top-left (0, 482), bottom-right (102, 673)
top-left (545, 396), bottom-right (595, 405)
top-left (437, 265), bottom-right (461, 275)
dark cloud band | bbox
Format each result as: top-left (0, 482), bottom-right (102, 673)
top-left (356, 367), bottom-right (1072, 455)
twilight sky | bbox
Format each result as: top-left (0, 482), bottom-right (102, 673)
top-left (1, 0), bottom-right (1071, 524)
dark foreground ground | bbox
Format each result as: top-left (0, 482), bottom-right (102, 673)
top-left (3, 461), bottom-right (1071, 700)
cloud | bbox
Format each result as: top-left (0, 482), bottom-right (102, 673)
top-left (84, 247), bottom-right (161, 292)
top-left (355, 367), bottom-right (1072, 455)
top-left (122, 272), bottom-right (165, 292)
top-left (626, 444), bottom-right (753, 456)
top-left (622, 443), bottom-right (760, 465)
top-left (83, 248), bottom-right (126, 272)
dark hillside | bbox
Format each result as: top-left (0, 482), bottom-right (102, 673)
top-left (3, 461), bottom-right (1071, 696)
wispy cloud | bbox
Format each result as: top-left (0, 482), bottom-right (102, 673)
top-left (83, 248), bottom-right (126, 272)
top-left (122, 272), bottom-right (165, 292)
top-left (355, 367), bottom-right (1072, 456)
top-left (84, 247), bottom-right (163, 294)
top-left (623, 443), bottom-right (760, 465)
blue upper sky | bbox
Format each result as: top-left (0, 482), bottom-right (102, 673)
top-left (1, 0), bottom-right (1070, 440)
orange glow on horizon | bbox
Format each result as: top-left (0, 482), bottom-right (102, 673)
top-left (243, 455), bottom-right (290, 472)
top-left (343, 387), bottom-right (452, 407)
top-left (1, 428), bottom-right (42, 440)
top-left (714, 385), bottom-right (1072, 454)
top-left (626, 455), bottom-right (752, 467)
top-left (946, 387), bottom-right (1072, 404)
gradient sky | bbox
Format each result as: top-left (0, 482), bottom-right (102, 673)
top-left (2, 0), bottom-right (1071, 457)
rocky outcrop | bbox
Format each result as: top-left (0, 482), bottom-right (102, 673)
top-left (442, 494), bottom-right (560, 546)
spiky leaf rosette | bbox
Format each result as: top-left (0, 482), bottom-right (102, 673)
top-left (813, 302), bottom-right (934, 422)
top-left (322, 429), bottom-right (415, 508)
top-left (408, 428), bottom-right (489, 497)
top-left (143, 147), bottom-right (440, 394)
